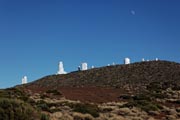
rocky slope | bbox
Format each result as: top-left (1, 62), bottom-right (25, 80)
top-left (1, 60), bottom-right (180, 120)
top-left (24, 60), bottom-right (180, 93)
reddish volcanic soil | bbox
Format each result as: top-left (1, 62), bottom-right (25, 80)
top-left (59, 87), bottom-right (126, 103)
top-left (25, 86), bottom-right (127, 103)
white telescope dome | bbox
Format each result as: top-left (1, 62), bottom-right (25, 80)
top-left (124, 58), bottom-right (130, 64)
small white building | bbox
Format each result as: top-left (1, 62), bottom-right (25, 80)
top-left (22, 76), bottom-right (28, 84)
top-left (142, 58), bottom-right (145, 62)
top-left (57, 61), bottom-right (67, 74)
top-left (124, 58), bottom-right (130, 64)
top-left (81, 62), bottom-right (88, 70)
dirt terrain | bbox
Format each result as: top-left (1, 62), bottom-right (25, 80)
top-left (26, 85), bottom-right (128, 103)
top-left (11, 60), bottom-right (180, 120)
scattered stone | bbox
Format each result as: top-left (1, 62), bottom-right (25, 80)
top-left (167, 115), bottom-right (177, 120)
top-left (148, 111), bottom-right (160, 116)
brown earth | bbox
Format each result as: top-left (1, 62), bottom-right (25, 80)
top-left (23, 60), bottom-right (180, 103)
top-left (59, 86), bottom-right (126, 103)
top-left (25, 85), bottom-right (127, 103)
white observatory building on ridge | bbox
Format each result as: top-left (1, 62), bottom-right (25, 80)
top-left (124, 58), bottom-right (130, 64)
top-left (57, 61), bottom-right (67, 74)
top-left (22, 76), bottom-right (28, 84)
top-left (81, 62), bottom-right (88, 71)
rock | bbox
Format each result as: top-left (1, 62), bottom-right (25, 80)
top-left (148, 111), bottom-right (160, 116)
top-left (118, 108), bottom-right (132, 116)
top-left (167, 115), bottom-right (177, 120)
top-left (51, 112), bottom-right (63, 118)
top-left (176, 107), bottom-right (180, 112)
top-left (169, 109), bottom-right (177, 115)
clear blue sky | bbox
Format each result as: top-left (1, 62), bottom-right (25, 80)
top-left (0, 0), bottom-right (180, 88)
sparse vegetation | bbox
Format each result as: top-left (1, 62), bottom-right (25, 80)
top-left (0, 98), bottom-right (39, 120)
top-left (24, 61), bottom-right (180, 90)
top-left (36, 100), bottom-right (51, 112)
top-left (0, 88), bottom-right (29, 101)
top-left (72, 103), bottom-right (99, 118)
top-left (46, 89), bottom-right (62, 96)
top-left (0, 60), bottom-right (180, 119)
top-left (40, 114), bottom-right (50, 120)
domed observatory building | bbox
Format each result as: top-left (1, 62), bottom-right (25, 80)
top-left (81, 62), bottom-right (88, 71)
top-left (57, 61), bottom-right (67, 74)
top-left (124, 58), bottom-right (130, 65)
top-left (22, 76), bottom-right (28, 84)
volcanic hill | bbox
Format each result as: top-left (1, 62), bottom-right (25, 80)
top-left (20, 60), bottom-right (180, 102)
top-left (1, 60), bottom-right (180, 120)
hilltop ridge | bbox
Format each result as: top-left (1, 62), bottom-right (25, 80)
top-left (17, 60), bottom-right (180, 103)
top-left (2, 60), bottom-right (180, 120)
top-left (24, 60), bottom-right (180, 92)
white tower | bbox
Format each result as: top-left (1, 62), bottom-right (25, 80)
top-left (22, 76), bottom-right (28, 84)
top-left (124, 58), bottom-right (130, 64)
top-left (81, 62), bottom-right (88, 71)
top-left (57, 61), bottom-right (67, 74)
top-left (155, 58), bottom-right (159, 61)
top-left (142, 58), bottom-right (145, 62)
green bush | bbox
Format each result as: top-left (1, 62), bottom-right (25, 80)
top-left (119, 95), bottom-right (132, 100)
top-left (150, 93), bottom-right (167, 99)
top-left (40, 94), bottom-right (49, 99)
top-left (0, 98), bottom-right (38, 120)
top-left (41, 114), bottom-right (50, 120)
top-left (133, 94), bottom-right (151, 101)
top-left (0, 88), bottom-right (30, 102)
top-left (147, 82), bottom-right (162, 92)
top-left (46, 89), bottom-right (62, 95)
top-left (136, 100), bottom-right (159, 112)
top-left (122, 100), bottom-right (162, 112)
top-left (36, 100), bottom-right (51, 112)
top-left (72, 103), bottom-right (99, 118)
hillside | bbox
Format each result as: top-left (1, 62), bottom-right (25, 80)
top-left (2, 60), bottom-right (180, 120)
top-left (24, 60), bottom-right (180, 92)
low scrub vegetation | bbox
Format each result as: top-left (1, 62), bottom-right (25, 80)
top-left (40, 114), bottom-right (50, 120)
top-left (46, 89), bottom-right (62, 96)
top-left (72, 103), bottom-right (100, 118)
top-left (0, 98), bottom-right (39, 120)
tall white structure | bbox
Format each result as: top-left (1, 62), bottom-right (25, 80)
top-left (81, 62), bottom-right (88, 71)
top-left (22, 76), bottom-right (28, 84)
top-left (155, 58), bottom-right (159, 61)
top-left (57, 61), bottom-right (67, 74)
top-left (124, 58), bottom-right (130, 64)
top-left (142, 58), bottom-right (145, 62)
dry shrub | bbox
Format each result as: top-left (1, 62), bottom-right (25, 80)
top-left (58, 113), bottom-right (73, 120)
top-left (98, 113), bottom-right (126, 120)
top-left (73, 112), bottom-right (94, 120)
